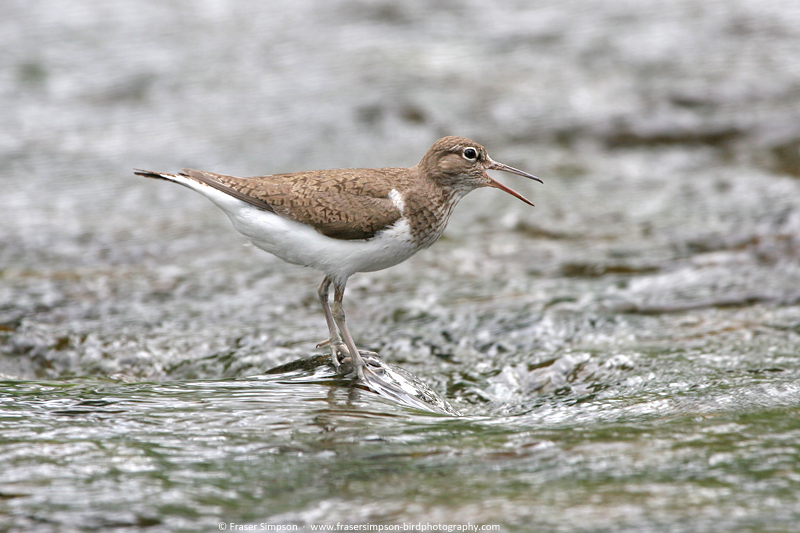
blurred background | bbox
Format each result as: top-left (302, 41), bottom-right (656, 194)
top-left (3, 0), bottom-right (799, 380)
top-left (2, 0), bottom-right (800, 530)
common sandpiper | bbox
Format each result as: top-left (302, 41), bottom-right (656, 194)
top-left (135, 136), bottom-right (541, 381)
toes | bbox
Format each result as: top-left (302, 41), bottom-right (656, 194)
top-left (326, 342), bottom-right (351, 369)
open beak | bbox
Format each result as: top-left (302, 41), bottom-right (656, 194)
top-left (485, 158), bottom-right (543, 207)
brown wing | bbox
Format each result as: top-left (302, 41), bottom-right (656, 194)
top-left (182, 169), bottom-right (275, 212)
top-left (182, 168), bottom-right (403, 240)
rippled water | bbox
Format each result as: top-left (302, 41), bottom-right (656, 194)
top-left (3, 0), bottom-right (800, 531)
top-left (4, 355), bottom-right (800, 530)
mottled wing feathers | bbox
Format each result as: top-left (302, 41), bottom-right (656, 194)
top-left (182, 169), bottom-right (276, 212)
top-left (182, 168), bottom-right (404, 240)
top-left (286, 190), bottom-right (402, 240)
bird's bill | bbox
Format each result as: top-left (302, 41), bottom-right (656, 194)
top-left (485, 159), bottom-right (542, 207)
top-left (487, 159), bottom-right (542, 183)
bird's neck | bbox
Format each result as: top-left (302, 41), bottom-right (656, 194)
top-left (401, 179), bottom-right (474, 249)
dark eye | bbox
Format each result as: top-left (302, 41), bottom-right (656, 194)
top-left (463, 148), bottom-right (478, 160)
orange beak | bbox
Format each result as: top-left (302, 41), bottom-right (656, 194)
top-left (485, 159), bottom-right (542, 207)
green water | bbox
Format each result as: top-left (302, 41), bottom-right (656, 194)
top-left (3, 343), bottom-right (800, 530)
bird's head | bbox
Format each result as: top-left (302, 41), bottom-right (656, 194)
top-left (418, 136), bottom-right (542, 205)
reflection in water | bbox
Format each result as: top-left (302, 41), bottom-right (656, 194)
top-left (265, 353), bottom-right (459, 415)
top-left (3, 364), bottom-right (800, 529)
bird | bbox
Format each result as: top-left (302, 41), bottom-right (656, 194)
top-left (134, 136), bottom-right (541, 381)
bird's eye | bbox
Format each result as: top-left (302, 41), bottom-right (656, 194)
top-left (463, 148), bottom-right (478, 161)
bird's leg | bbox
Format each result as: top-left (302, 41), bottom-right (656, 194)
top-left (332, 280), bottom-right (367, 381)
top-left (316, 276), bottom-right (347, 370)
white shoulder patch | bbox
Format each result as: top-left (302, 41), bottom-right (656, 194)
top-left (388, 189), bottom-right (405, 215)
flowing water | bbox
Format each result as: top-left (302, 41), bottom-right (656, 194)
top-left (2, 0), bottom-right (800, 531)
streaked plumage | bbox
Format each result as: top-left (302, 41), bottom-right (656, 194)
top-left (135, 136), bottom-right (541, 380)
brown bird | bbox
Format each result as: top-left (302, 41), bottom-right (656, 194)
top-left (135, 136), bottom-right (541, 380)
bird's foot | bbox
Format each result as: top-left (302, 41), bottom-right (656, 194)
top-left (315, 338), bottom-right (334, 349)
top-left (317, 339), bottom-right (377, 381)
top-left (322, 343), bottom-right (374, 381)
top-left (318, 339), bottom-right (349, 369)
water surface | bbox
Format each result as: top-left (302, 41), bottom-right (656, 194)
top-left (2, 0), bottom-right (800, 531)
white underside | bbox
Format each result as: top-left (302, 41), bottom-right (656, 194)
top-left (169, 174), bottom-right (420, 283)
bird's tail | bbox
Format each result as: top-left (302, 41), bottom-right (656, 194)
top-left (133, 168), bottom-right (275, 213)
top-left (133, 169), bottom-right (182, 182)
top-left (133, 169), bottom-right (204, 194)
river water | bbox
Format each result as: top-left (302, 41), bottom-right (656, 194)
top-left (2, 0), bottom-right (800, 531)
